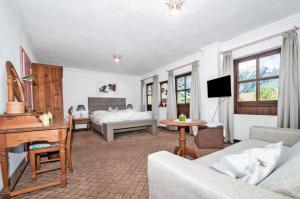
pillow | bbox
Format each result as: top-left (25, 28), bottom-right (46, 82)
top-left (108, 106), bottom-right (113, 112)
top-left (91, 110), bottom-right (107, 118)
top-left (114, 107), bottom-right (119, 112)
top-left (211, 142), bottom-right (283, 185)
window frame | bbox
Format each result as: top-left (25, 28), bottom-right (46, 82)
top-left (146, 83), bottom-right (153, 111)
top-left (159, 80), bottom-right (168, 107)
top-left (234, 48), bottom-right (281, 115)
top-left (175, 72), bottom-right (191, 105)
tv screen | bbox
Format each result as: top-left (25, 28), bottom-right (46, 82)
top-left (207, 75), bottom-right (231, 98)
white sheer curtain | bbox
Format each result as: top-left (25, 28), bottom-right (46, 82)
top-left (167, 71), bottom-right (177, 130)
top-left (140, 80), bottom-right (145, 111)
top-left (152, 75), bottom-right (159, 121)
top-left (277, 30), bottom-right (300, 128)
top-left (220, 52), bottom-right (234, 143)
top-left (190, 61), bottom-right (201, 135)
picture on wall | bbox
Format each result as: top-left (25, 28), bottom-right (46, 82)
top-left (97, 81), bottom-right (118, 95)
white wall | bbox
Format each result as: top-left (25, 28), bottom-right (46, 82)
top-left (142, 42), bottom-right (221, 123)
top-left (221, 13), bottom-right (300, 140)
top-left (63, 67), bottom-right (140, 118)
top-left (142, 13), bottom-right (300, 139)
top-left (0, 0), bottom-right (36, 189)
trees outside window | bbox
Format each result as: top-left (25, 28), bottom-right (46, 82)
top-left (234, 49), bottom-right (280, 115)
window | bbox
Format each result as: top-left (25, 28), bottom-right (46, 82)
top-left (160, 81), bottom-right (168, 107)
top-left (175, 73), bottom-right (191, 104)
top-left (234, 49), bottom-right (281, 115)
top-left (146, 83), bottom-right (153, 111)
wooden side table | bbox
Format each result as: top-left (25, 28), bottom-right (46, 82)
top-left (73, 118), bottom-right (90, 131)
top-left (160, 118), bottom-right (207, 159)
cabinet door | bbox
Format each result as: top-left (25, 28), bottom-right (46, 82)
top-left (52, 67), bottom-right (63, 121)
top-left (32, 64), bottom-right (64, 121)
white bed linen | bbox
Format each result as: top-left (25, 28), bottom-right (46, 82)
top-left (92, 110), bottom-right (151, 124)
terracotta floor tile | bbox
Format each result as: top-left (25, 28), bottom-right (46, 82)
top-left (12, 128), bottom-right (220, 198)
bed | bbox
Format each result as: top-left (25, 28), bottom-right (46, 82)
top-left (88, 97), bottom-right (157, 142)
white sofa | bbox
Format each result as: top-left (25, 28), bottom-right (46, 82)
top-left (148, 126), bottom-right (300, 199)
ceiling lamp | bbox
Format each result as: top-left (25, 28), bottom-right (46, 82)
top-left (113, 53), bottom-right (122, 63)
top-left (166, 0), bottom-right (184, 17)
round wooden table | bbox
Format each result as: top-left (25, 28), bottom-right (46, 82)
top-left (160, 118), bottom-right (207, 159)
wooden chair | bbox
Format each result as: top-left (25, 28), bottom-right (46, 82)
top-left (29, 107), bottom-right (74, 179)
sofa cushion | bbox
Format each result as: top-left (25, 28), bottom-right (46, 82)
top-left (259, 173), bottom-right (300, 199)
top-left (259, 141), bottom-right (300, 197)
top-left (29, 142), bottom-right (59, 150)
top-left (193, 139), bottom-right (290, 167)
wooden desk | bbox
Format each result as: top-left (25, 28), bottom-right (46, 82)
top-left (160, 118), bottom-right (206, 159)
top-left (0, 115), bottom-right (68, 199)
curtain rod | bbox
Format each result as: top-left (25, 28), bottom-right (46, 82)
top-left (167, 60), bottom-right (200, 72)
top-left (221, 25), bottom-right (299, 54)
top-left (140, 75), bottom-right (154, 81)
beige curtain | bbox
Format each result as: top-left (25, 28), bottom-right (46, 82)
top-left (152, 75), bottom-right (159, 121)
top-left (140, 80), bottom-right (145, 111)
top-left (277, 30), bottom-right (300, 129)
top-left (220, 52), bottom-right (234, 143)
top-left (190, 61), bottom-right (201, 135)
top-left (167, 71), bottom-right (177, 130)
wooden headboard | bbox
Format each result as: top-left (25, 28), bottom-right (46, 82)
top-left (88, 97), bottom-right (126, 113)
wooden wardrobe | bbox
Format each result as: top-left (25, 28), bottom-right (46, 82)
top-left (32, 63), bottom-right (64, 121)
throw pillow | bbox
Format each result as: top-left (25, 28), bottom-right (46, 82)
top-left (211, 142), bottom-right (283, 185)
top-left (108, 106), bottom-right (113, 112)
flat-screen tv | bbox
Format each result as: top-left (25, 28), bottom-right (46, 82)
top-left (207, 75), bottom-right (231, 98)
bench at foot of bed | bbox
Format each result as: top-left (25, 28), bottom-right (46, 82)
top-left (98, 119), bottom-right (157, 142)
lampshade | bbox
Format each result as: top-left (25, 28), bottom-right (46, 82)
top-left (126, 104), bottom-right (133, 109)
top-left (76, 105), bottom-right (86, 111)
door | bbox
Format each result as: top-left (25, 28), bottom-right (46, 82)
top-left (175, 72), bottom-right (191, 118)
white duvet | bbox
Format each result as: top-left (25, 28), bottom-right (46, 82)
top-left (92, 110), bottom-right (152, 124)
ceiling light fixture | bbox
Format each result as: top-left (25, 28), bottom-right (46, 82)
top-left (113, 53), bottom-right (122, 63)
top-left (166, 0), bottom-right (184, 17)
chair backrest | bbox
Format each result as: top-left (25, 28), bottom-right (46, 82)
top-left (66, 106), bottom-right (73, 147)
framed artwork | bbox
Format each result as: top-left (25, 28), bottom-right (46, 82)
top-left (97, 81), bottom-right (118, 95)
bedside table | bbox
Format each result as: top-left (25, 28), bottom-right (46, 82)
top-left (73, 118), bottom-right (90, 131)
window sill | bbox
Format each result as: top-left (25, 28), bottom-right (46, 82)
top-left (235, 105), bottom-right (277, 115)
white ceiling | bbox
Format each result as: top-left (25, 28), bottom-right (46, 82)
top-left (14, 0), bottom-right (300, 75)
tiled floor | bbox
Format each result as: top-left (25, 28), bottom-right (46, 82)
top-left (14, 128), bottom-right (220, 199)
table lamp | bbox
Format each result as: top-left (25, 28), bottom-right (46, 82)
top-left (126, 104), bottom-right (133, 110)
top-left (76, 105), bottom-right (86, 118)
